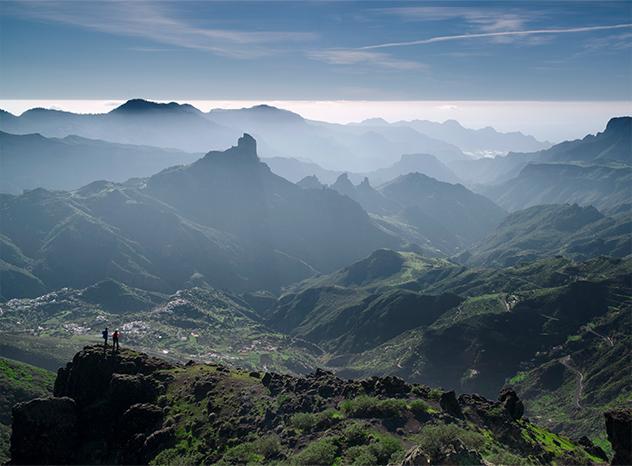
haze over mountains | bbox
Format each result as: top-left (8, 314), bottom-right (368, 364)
top-left (1, 99), bottom-right (551, 173)
top-left (0, 99), bottom-right (630, 464)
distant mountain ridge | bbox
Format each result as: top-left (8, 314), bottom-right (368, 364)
top-left (264, 152), bottom-right (461, 186)
top-left (0, 98), bottom-right (557, 172)
top-left (462, 203), bottom-right (632, 266)
top-left (0, 130), bottom-right (201, 193)
top-left (355, 117), bottom-right (550, 156)
top-left (452, 117), bottom-right (631, 211)
top-left (0, 134), bottom-right (398, 299)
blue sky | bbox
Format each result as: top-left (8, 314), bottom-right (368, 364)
top-left (1, 1), bottom-right (631, 100)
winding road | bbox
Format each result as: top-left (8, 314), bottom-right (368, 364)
top-left (559, 355), bottom-right (584, 410)
top-left (587, 328), bottom-right (614, 347)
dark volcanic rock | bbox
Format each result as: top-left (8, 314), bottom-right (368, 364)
top-left (440, 390), bottom-right (463, 418)
top-left (399, 438), bottom-right (484, 465)
top-left (12, 346), bottom-right (173, 465)
top-left (10, 397), bottom-right (78, 465)
top-left (605, 408), bottom-right (632, 465)
top-left (9, 344), bottom-right (606, 465)
top-left (499, 387), bottom-right (524, 420)
top-left (577, 436), bottom-right (609, 462)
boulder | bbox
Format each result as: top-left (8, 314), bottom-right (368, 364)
top-left (376, 376), bottom-right (410, 397)
top-left (399, 439), bottom-right (484, 465)
top-left (440, 390), bottom-right (463, 418)
top-left (498, 388), bottom-right (524, 420)
top-left (605, 408), bottom-right (632, 465)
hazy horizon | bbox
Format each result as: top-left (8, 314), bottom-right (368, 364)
top-left (2, 99), bottom-right (629, 142)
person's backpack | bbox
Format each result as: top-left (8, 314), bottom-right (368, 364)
top-left (102, 330), bottom-right (107, 339)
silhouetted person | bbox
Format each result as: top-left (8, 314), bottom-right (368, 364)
top-left (102, 327), bottom-right (109, 349)
top-left (112, 330), bottom-right (120, 352)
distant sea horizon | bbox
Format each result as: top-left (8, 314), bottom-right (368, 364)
top-left (1, 99), bottom-right (629, 143)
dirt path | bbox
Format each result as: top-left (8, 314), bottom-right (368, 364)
top-left (559, 355), bottom-right (584, 409)
top-left (587, 328), bottom-right (614, 347)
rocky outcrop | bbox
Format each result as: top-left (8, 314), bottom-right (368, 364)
top-left (10, 345), bottom-right (605, 465)
top-left (605, 408), bottom-right (632, 465)
top-left (439, 390), bottom-right (463, 418)
top-left (11, 346), bottom-right (174, 465)
top-left (400, 438), bottom-right (484, 466)
top-left (577, 436), bottom-right (609, 463)
top-left (499, 388), bottom-right (524, 420)
top-left (11, 397), bottom-right (78, 465)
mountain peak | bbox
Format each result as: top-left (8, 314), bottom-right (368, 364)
top-left (297, 174), bottom-right (324, 190)
top-left (443, 119), bottom-right (464, 129)
top-left (199, 133), bottom-right (259, 165)
top-left (360, 117), bottom-right (389, 126)
top-left (111, 99), bottom-right (198, 114)
top-left (237, 133), bottom-right (257, 153)
top-left (605, 116), bottom-right (631, 133)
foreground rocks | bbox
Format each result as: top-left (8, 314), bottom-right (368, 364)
top-left (605, 408), bottom-right (632, 465)
top-left (9, 345), bottom-right (612, 465)
top-left (11, 397), bottom-right (77, 464)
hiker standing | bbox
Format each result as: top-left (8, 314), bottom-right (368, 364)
top-left (102, 327), bottom-right (109, 348)
top-left (112, 330), bottom-right (120, 351)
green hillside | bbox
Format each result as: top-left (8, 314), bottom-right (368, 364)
top-left (0, 358), bottom-right (54, 463)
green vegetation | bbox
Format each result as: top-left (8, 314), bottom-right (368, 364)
top-left (509, 371), bottom-right (528, 385)
top-left (292, 437), bottom-right (339, 465)
top-left (339, 396), bottom-right (407, 419)
top-left (289, 409), bottom-right (344, 432)
top-left (0, 358), bottom-right (55, 463)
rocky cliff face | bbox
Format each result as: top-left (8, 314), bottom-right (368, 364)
top-left (10, 346), bottom-right (617, 465)
top-left (605, 409), bottom-right (632, 465)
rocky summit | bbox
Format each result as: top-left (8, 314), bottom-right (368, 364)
top-left (9, 346), bottom-right (622, 465)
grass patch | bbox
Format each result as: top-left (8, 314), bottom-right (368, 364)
top-left (339, 396), bottom-right (407, 418)
top-left (292, 437), bottom-right (339, 465)
top-left (289, 409), bottom-right (344, 432)
top-left (508, 371), bottom-right (528, 385)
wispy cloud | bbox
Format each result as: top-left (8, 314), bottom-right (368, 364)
top-left (5, 0), bottom-right (317, 58)
top-left (377, 6), bottom-right (531, 34)
top-left (307, 49), bottom-right (425, 70)
top-left (583, 31), bottom-right (632, 51)
top-left (360, 24), bottom-right (632, 50)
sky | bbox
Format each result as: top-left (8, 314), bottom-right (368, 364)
top-left (0, 1), bottom-right (631, 140)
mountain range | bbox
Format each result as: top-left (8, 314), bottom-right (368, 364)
top-left (0, 130), bottom-right (200, 194)
top-left (1, 99), bottom-right (552, 172)
top-left (452, 116), bottom-right (631, 211)
top-left (0, 134), bottom-right (399, 299)
top-left (355, 117), bottom-right (551, 157)
top-left (0, 104), bottom-right (630, 465)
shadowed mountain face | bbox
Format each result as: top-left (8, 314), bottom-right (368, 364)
top-left (537, 116), bottom-right (631, 164)
top-left (0, 131), bottom-right (201, 194)
top-left (0, 135), bottom-right (397, 298)
top-left (145, 135), bottom-right (397, 275)
top-left (451, 117), bottom-right (632, 211)
top-left (484, 163), bottom-right (632, 212)
top-left (462, 204), bottom-right (632, 267)
top-left (378, 173), bottom-right (507, 252)
top-left (326, 171), bottom-right (507, 254)
top-left (0, 102), bottom-right (239, 153)
top-left (265, 152), bottom-right (461, 188)
top-left (1, 99), bottom-right (473, 172)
